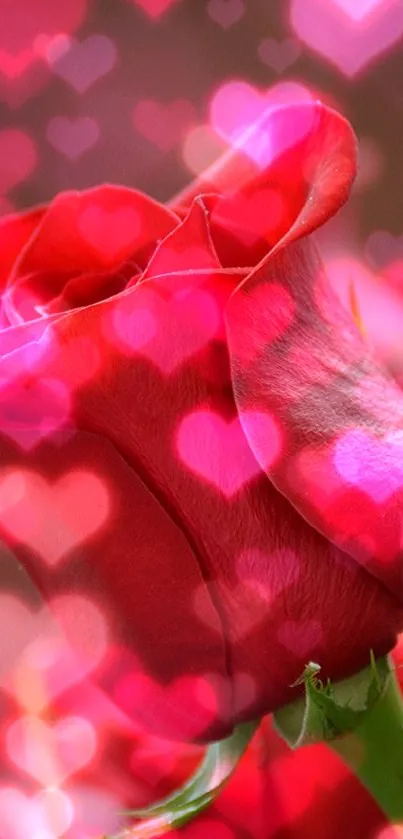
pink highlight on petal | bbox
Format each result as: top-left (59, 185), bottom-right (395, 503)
top-left (0, 319), bottom-right (56, 364)
top-left (238, 100), bottom-right (316, 171)
top-left (176, 409), bottom-right (264, 496)
top-left (194, 546), bottom-right (300, 641)
top-left (292, 445), bottom-right (345, 512)
top-left (108, 285), bottom-right (220, 373)
top-left (209, 80), bottom-right (313, 150)
top-left (277, 620), bottom-right (325, 657)
top-left (0, 376), bottom-right (72, 449)
top-left (292, 439), bottom-right (403, 575)
top-left (78, 205), bottom-right (141, 262)
top-left (0, 469), bottom-right (110, 564)
top-left (238, 410), bottom-right (283, 470)
top-left (2, 277), bottom-right (44, 325)
top-left (109, 298), bottom-right (158, 351)
top-left (334, 429), bottom-right (403, 504)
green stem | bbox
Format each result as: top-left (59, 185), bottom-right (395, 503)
top-left (330, 659), bottom-right (403, 822)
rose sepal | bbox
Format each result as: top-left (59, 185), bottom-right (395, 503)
top-left (106, 719), bottom-right (259, 838)
top-left (273, 650), bottom-right (390, 749)
top-left (274, 651), bottom-right (403, 823)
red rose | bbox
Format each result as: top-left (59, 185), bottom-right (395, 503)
top-left (0, 101), bottom-right (402, 744)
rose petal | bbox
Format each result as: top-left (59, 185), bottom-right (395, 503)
top-left (0, 429), bottom-right (229, 743)
top-left (135, 196), bottom-right (222, 286)
top-left (170, 102), bottom-right (357, 266)
top-left (10, 255), bottom-right (399, 736)
top-left (0, 208), bottom-right (46, 328)
top-left (225, 233), bottom-right (403, 599)
top-left (8, 185), bottom-right (179, 282)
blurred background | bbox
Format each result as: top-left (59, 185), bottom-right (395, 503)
top-left (1, 2), bottom-right (403, 838)
top-left (1, 0), bottom-right (403, 242)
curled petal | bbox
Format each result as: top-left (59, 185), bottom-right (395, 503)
top-left (171, 102), bottom-right (357, 266)
top-left (225, 236), bottom-right (403, 600)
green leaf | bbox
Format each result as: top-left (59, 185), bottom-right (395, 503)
top-left (107, 719), bottom-right (259, 838)
top-left (273, 650), bottom-right (391, 750)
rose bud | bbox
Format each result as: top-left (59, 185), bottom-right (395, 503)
top-left (0, 101), bottom-right (402, 751)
